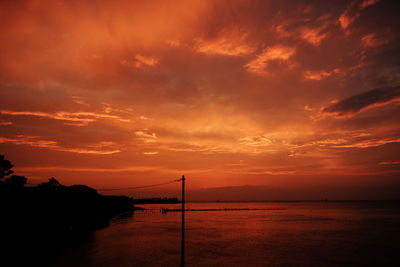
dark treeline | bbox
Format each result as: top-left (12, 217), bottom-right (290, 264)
top-left (0, 155), bottom-right (140, 265)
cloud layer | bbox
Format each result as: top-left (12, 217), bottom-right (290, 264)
top-left (0, 0), bottom-right (399, 199)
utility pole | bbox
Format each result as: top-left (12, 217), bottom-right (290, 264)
top-left (181, 175), bottom-right (185, 267)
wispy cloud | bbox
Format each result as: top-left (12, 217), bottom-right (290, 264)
top-left (359, 0), bottom-right (380, 9)
top-left (0, 110), bottom-right (130, 126)
top-left (143, 151), bottom-right (159, 155)
top-left (288, 134), bottom-right (400, 155)
top-left (17, 165), bottom-right (207, 176)
top-left (333, 137), bottom-right (400, 149)
top-left (361, 33), bottom-right (388, 48)
top-left (339, 12), bottom-right (359, 30)
top-left (120, 55), bottom-right (159, 68)
top-left (194, 29), bottom-right (254, 56)
top-left (245, 45), bottom-right (295, 75)
top-left (338, 1), bottom-right (360, 30)
top-left (339, 0), bottom-right (380, 31)
top-left (379, 161), bottom-right (400, 165)
top-left (0, 135), bottom-right (121, 154)
top-left (226, 168), bottom-right (296, 176)
top-left (304, 68), bottom-right (341, 81)
top-left (238, 135), bottom-right (272, 147)
top-left (299, 27), bottom-right (327, 46)
top-left (71, 96), bottom-right (89, 106)
top-left (135, 131), bottom-right (157, 143)
top-left (17, 165), bottom-right (159, 173)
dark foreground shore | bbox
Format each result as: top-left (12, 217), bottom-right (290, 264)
top-left (0, 184), bottom-right (140, 266)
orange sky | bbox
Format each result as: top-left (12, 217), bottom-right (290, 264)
top-left (1, 0), bottom-right (399, 200)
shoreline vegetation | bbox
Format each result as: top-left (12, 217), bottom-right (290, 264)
top-left (0, 155), bottom-right (178, 265)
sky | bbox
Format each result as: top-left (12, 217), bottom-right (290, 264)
top-left (1, 0), bottom-right (399, 200)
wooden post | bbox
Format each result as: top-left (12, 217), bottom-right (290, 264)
top-left (181, 175), bottom-right (185, 267)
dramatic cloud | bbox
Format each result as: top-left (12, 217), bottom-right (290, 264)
top-left (194, 29), bottom-right (255, 56)
top-left (245, 45), bottom-right (296, 75)
top-left (339, 12), bottom-right (360, 30)
top-left (339, 0), bottom-right (381, 30)
top-left (0, 0), bottom-right (399, 199)
top-left (322, 86), bottom-right (400, 116)
top-left (299, 27), bottom-right (327, 46)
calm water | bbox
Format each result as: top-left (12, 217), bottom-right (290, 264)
top-left (51, 202), bottom-right (400, 266)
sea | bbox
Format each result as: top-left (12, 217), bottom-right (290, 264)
top-left (49, 201), bottom-right (400, 266)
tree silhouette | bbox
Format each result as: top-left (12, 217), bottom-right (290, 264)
top-left (38, 177), bottom-right (63, 191)
top-left (4, 175), bottom-right (27, 191)
top-left (48, 177), bottom-right (60, 186)
top-left (0, 155), bottom-right (14, 180)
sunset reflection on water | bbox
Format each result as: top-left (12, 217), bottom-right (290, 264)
top-left (51, 201), bottom-right (400, 266)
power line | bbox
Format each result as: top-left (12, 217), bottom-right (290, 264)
top-left (97, 179), bottom-right (181, 191)
top-left (25, 179), bottom-right (182, 192)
